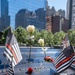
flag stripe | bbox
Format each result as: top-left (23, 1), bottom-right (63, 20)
top-left (72, 55), bottom-right (75, 62)
top-left (55, 56), bottom-right (66, 66)
top-left (57, 57), bottom-right (74, 71)
top-left (7, 63), bottom-right (14, 75)
top-left (54, 52), bottom-right (64, 62)
top-left (71, 62), bottom-right (75, 69)
top-left (57, 59), bottom-right (73, 73)
top-left (11, 44), bottom-right (19, 61)
top-left (6, 44), bottom-right (18, 64)
top-left (56, 54), bottom-right (74, 68)
top-left (5, 47), bottom-right (13, 56)
top-left (6, 48), bottom-right (17, 66)
top-left (54, 53), bottom-right (65, 64)
top-left (13, 44), bottom-right (19, 59)
top-left (4, 49), bottom-right (16, 66)
top-left (4, 51), bottom-right (12, 61)
top-left (16, 43), bottom-right (22, 61)
top-left (12, 43), bottom-right (22, 62)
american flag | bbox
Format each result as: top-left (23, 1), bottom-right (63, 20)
top-left (3, 27), bottom-right (22, 74)
top-left (62, 35), bottom-right (75, 70)
top-left (54, 45), bottom-right (75, 73)
top-left (62, 35), bottom-right (70, 49)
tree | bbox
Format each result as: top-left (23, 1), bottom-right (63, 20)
top-left (53, 31), bottom-right (65, 45)
top-left (1, 26), bottom-right (12, 44)
top-left (15, 26), bottom-right (27, 44)
top-left (33, 29), bottom-right (41, 46)
top-left (67, 29), bottom-right (75, 46)
top-left (40, 30), bottom-right (48, 46)
top-left (46, 32), bottom-right (54, 46)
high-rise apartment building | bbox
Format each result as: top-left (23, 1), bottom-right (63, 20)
top-left (69, 0), bottom-right (75, 29)
top-left (46, 16), bottom-right (52, 32)
top-left (46, 15), bottom-right (69, 33)
top-left (0, 0), bottom-right (10, 31)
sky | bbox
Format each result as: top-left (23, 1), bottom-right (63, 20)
top-left (47, 0), bottom-right (67, 11)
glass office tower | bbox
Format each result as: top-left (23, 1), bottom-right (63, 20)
top-left (0, 0), bottom-right (10, 31)
top-left (7, 0), bottom-right (46, 30)
top-left (0, 0), bottom-right (46, 31)
top-left (69, 0), bottom-right (75, 29)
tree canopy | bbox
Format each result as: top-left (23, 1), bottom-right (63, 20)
top-left (1, 26), bottom-right (75, 47)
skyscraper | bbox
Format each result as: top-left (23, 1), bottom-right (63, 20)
top-left (8, 0), bottom-right (46, 30)
top-left (66, 0), bottom-right (70, 19)
top-left (69, 0), bottom-right (75, 29)
top-left (15, 8), bottom-right (45, 30)
top-left (15, 9), bottom-right (30, 29)
top-left (0, 0), bottom-right (10, 31)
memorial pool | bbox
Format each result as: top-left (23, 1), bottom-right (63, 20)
top-left (0, 47), bottom-right (61, 75)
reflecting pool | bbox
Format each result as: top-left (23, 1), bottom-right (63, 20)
top-left (0, 47), bottom-right (61, 75)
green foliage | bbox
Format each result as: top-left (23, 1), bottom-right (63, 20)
top-left (1, 26), bottom-right (12, 44)
top-left (33, 29), bottom-right (41, 46)
top-left (15, 26), bottom-right (28, 44)
top-left (1, 26), bottom-right (75, 47)
top-left (46, 32), bottom-right (54, 46)
top-left (67, 29), bottom-right (75, 46)
top-left (53, 31), bottom-right (65, 45)
top-left (40, 30), bottom-right (48, 46)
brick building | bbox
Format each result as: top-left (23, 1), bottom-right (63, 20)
top-left (46, 16), bottom-right (52, 32)
top-left (46, 15), bottom-right (69, 33)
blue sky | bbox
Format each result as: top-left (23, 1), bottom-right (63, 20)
top-left (47, 0), bottom-right (67, 11)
